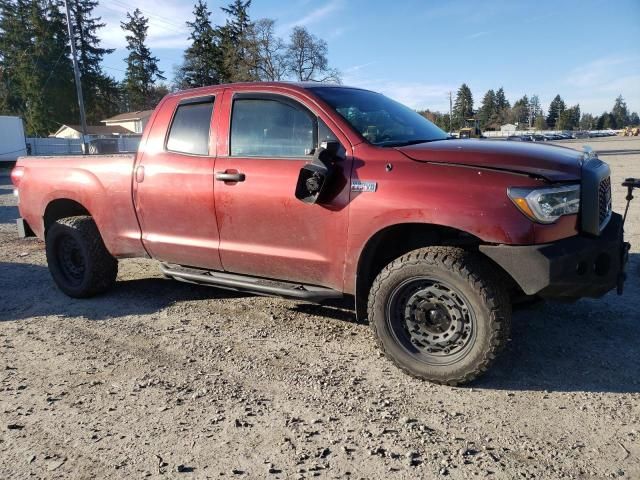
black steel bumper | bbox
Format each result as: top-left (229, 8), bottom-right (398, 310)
top-left (480, 213), bottom-right (629, 299)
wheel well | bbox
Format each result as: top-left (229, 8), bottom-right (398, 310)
top-left (43, 199), bottom-right (91, 234)
top-left (354, 223), bottom-right (481, 320)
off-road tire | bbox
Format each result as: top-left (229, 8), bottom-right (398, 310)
top-left (368, 246), bottom-right (511, 385)
top-left (45, 216), bottom-right (118, 298)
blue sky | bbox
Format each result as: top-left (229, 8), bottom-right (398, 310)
top-left (96, 0), bottom-right (640, 115)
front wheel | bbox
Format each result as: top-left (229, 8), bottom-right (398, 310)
top-left (45, 216), bottom-right (118, 298)
top-left (368, 247), bottom-right (511, 385)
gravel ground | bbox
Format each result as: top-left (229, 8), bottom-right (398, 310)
top-left (1, 137), bottom-right (639, 479)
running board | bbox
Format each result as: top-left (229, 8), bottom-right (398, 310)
top-left (160, 264), bottom-right (343, 303)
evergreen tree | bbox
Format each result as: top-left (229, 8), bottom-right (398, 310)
top-left (511, 95), bottom-right (529, 126)
top-left (630, 112), bottom-right (640, 126)
top-left (2, 0), bottom-right (76, 135)
top-left (477, 89), bottom-right (496, 130)
top-left (546, 94), bottom-right (565, 129)
top-left (453, 83), bottom-right (473, 129)
top-left (494, 87), bottom-right (510, 125)
top-left (611, 95), bottom-right (629, 128)
top-left (176, 0), bottom-right (222, 88)
top-left (121, 8), bottom-right (165, 110)
top-left (557, 104), bottom-right (579, 130)
top-left (580, 112), bottom-right (595, 130)
top-left (68, 0), bottom-right (119, 122)
top-left (217, 0), bottom-right (256, 82)
top-left (534, 115), bottom-right (547, 130)
top-left (495, 87), bottom-right (510, 111)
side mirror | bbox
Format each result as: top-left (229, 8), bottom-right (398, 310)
top-left (295, 141), bottom-right (342, 204)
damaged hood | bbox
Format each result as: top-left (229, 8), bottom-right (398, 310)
top-left (397, 139), bottom-right (583, 181)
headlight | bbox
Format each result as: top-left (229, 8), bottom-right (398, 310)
top-left (507, 184), bottom-right (580, 223)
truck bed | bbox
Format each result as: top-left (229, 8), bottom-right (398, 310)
top-left (15, 153), bottom-right (146, 257)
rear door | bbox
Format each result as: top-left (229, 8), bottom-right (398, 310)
top-left (133, 93), bottom-right (223, 270)
top-left (213, 88), bottom-right (353, 290)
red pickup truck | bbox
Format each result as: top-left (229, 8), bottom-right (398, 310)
top-left (11, 82), bottom-right (633, 385)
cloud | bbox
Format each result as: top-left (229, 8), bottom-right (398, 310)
top-left (95, 0), bottom-right (191, 50)
top-left (464, 31), bottom-right (489, 40)
top-left (282, 0), bottom-right (342, 30)
top-left (564, 54), bottom-right (640, 113)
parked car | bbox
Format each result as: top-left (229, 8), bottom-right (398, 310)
top-left (11, 82), bottom-right (631, 385)
top-left (532, 134), bottom-right (545, 142)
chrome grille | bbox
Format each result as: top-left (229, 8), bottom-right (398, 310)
top-left (598, 176), bottom-right (612, 227)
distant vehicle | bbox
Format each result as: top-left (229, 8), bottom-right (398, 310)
top-left (11, 81), bottom-right (633, 385)
top-left (0, 116), bottom-right (27, 162)
top-left (458, 118), bottom-right (482, 139)
top-left (507, 135), bottom-right (526, 141)
top-left (532, 134), bottom-right (545, 142)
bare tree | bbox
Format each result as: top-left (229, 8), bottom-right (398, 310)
top-left (286, 26), bottom-right (340, 83)
top-left (249, 19), bottom-right (288, 81)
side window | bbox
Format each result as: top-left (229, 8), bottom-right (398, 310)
top-left (230, 98), bottom-right (314, 157)
top-left (166, 99), bottom-right (214, 155)
top-left (318, 118), bottom-right (339, 144)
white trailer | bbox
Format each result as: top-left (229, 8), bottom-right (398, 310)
top-left (0, 116), bottom-right (27, 162)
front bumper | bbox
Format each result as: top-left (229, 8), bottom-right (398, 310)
top-left (480, 213), bottom-right (628, 299)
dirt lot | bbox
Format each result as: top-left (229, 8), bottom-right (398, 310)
top-left (1, 137), bottom-right (639, 479)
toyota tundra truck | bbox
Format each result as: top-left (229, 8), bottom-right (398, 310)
top-left (11, 82), bottom-right (635, 385)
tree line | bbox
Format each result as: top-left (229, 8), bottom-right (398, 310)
top-left (420, 84), bottom-right (639, 132)
top-left (0, 0), bottom-right (341, 136)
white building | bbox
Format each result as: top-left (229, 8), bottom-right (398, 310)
top-left (101, 110), bottom-right (154, 134)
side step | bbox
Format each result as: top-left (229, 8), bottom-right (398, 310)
top-left (160, 264), bottom-right (343, 303)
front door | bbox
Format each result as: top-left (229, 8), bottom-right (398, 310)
top-left (133, 94), bottom-right (223, 270)
top-left (213, 90), bottom-right (352, 290)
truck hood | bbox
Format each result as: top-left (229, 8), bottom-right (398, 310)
top-left (397, 139), bottom-right (583, 181)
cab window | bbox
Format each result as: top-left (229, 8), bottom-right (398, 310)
top-left (230, 98), bottom-right (314, 157)
top-left (166, 98), bottom-right (214, 155)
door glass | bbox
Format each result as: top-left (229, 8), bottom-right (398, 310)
top-left (166, 100), bottom-right (214, 155)
top-left (230, 99), bottom-right (314, 157)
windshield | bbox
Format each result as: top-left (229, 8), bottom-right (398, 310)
top-left (309, 87), bottom-right (448, 147)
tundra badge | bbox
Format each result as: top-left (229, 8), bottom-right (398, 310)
top-left (351, 180), bottom-right (377, 193)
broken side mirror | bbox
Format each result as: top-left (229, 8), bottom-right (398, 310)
top-left (295, 141), bottom-right (342, 204)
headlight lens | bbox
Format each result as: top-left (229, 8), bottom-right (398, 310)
top-left (508, 184), bottom-right (580, 223)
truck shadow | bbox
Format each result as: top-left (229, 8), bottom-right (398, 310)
top-left (1, 255), bottom-right (638, 394)
top-left (0, 261), bottom-right (250, 323)
top-left (478, 253), bottom-right (640, 393)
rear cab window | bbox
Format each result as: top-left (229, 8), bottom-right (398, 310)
top-left (166, 96), bottom-right (215, 155)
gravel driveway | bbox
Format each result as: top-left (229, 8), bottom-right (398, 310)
top-left (1, 137), bottom-right (639, 479)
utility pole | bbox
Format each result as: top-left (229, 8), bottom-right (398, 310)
top-left (63, 0), bottom-right (89, 154)
top-left (448, 91), bottom-right (453, 133)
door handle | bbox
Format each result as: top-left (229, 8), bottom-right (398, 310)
top-left (215, 171), bottom-right (246, 182)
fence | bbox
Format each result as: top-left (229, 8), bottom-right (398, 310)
top-left (25, 136), bottom-right (141, 156)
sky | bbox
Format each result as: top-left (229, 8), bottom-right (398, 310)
top-left (95, 0), bottom-right (640, 115)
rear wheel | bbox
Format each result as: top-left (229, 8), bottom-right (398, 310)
top-left (368, 246), bottom-right (511, 385)
top-left (45, 216), bottom-right (118, 298)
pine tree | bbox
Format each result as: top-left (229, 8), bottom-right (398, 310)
top-left (453, 83), bottom-right (473, 129)
top-left (546, 94), bottom-right (565, 129)
top-left (511, 95), bottom-right (529, 126)
top-left (580, 113), bottom-right (595, 130)
top-left (630, 112), bottom-right (640, 126)
top-left (477, 89), bottom-right (496, 130)
top-left (176, 0), bottom-right (222, 88)
top-left (68, 0), bottom-right (119, 122)
top-left (494, 87), bottom-right (510, 125)
top-left (6, 0), bottom-right (76, 135)
top-left (612, 95), bottom-right (629, 128)
top-left (121, 8), bottom-right (165, 111)
top-left (217, 0), bottom-right (256, 82)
